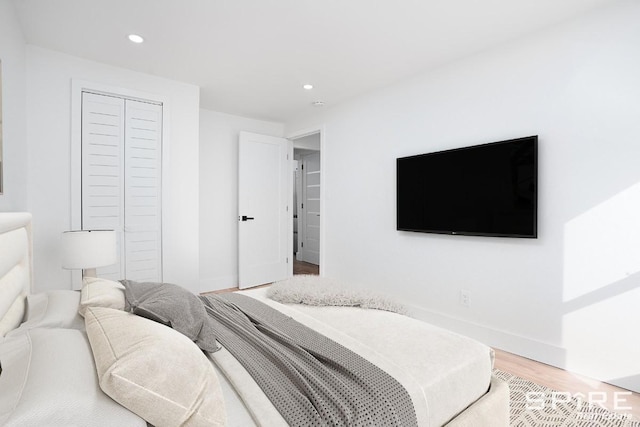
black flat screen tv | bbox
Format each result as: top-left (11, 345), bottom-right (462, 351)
top-left (396, 136), bottom-right (537, 238)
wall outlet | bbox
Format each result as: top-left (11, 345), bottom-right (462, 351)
top-left (460, 289), bottom-right (471, 307)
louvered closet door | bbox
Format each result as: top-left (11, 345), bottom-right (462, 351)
top-left (81, 93), bottom-right (163, 282)
top-left (81, 92), bottom-right (125, 281)
top-left (124, 100), bottom-right (163, 282)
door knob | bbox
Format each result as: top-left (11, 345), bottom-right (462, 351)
top-left (241, 216), bottom-right (255, 221)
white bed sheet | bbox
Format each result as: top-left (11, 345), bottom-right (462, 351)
top-left (210, 287), bottom-right (493, 427)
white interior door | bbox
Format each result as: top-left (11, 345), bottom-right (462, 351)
top-left (238, 131), bottom-right (292, 288)
top-left (298, 152), bottom-right (321, 265)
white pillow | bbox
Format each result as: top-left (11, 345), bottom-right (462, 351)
top-left (0, 297), bottom-right (25, 338)
top-left (78, 277), bottom-right (125, 317)
top-left (0, 328), bottom-right (146, 426)
top-left (6, 290), bottom-right (85, 337)
top-left (85, 307), bottom-right (226, 427)
top-left (0, 266), bottom-right (28, 337)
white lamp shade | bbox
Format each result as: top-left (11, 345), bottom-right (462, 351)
top-left (61, 230), bottom-right (117, 270)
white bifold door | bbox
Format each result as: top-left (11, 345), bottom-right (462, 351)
top-left (238, 131), bottom-right (293, 289)
top-left (81, 92), bottom-right (163, 282)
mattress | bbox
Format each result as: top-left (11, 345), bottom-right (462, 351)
top-left (210, 287), bottom-right (493, 427)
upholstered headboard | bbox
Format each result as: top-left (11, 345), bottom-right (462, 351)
top-left (0, 213), bottom-right (33, 336)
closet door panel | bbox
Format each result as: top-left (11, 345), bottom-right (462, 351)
top-left (124, 100), bottom-right (163, 282)
top-left (81, 92), bottom-right (125, 281)
top-left (124, 231), bottom-right (161, 282)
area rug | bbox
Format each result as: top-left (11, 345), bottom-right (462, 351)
top-left (493, 369), bottom-right (640, 426)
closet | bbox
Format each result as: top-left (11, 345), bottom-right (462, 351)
top-left (80, 92), bottom-right (163, 282)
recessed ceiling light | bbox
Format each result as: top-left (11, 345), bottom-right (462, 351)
top-left (128, 34), bottom-right (144, 44)
top-left (303, 84), bottom-right (314, 90)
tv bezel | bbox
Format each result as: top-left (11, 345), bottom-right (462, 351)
top-left (396, 136), bottom-right (538, 239)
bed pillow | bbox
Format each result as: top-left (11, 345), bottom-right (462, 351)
top-left (0, 297), bottom-right (25, 338)
top-left (78, 276), bottom-right (125, 317)
top-left (6, 290), bottom-right (84, 337)
top-left (0, 266), bottom-right (28, 337)
top-left (85, 306), bottom-right (226, 427)
top-left (121, 280), bottom-right (218, 352)
top-left (0, 328), bottom-right (146, 426)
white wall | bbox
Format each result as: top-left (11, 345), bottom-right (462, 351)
top-left (0, 0), bottom-right (27, 211)
top-left (199, 109), bottom-right (284, 291)
top-left (26, 46), bottom-right (201, 294)
top-left (286, 1), bottom-right (640, 392)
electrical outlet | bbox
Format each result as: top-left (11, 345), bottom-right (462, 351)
top-left (460, 290), bottom-right (471, 307)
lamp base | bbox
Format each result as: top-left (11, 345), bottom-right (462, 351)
top-left (82, 268), bottom-right (98, 278)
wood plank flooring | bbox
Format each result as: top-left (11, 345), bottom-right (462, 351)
top-left (293, 257), bottom-right (319, 275)
top-left (494, 348), bottom-right (640, 421)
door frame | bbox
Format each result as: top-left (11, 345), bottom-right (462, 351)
top-left (287, 125), bottom-right (325, 276)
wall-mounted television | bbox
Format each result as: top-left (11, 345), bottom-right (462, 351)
top-left (396, 136), bottom-right (538, 238)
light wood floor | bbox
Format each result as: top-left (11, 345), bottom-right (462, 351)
top-left (494, 348), bottom-right (640, 421)
top-left (293, 257), bottom-right (319, 275)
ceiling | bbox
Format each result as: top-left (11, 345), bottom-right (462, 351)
top-left (12, 0), bottom-right (618, 122)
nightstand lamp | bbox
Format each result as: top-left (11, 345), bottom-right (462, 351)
top-left (61, 230), bottom-right (117, 278)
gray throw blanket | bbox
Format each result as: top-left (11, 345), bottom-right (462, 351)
top-left (200, 293), bottom-right (417, 427)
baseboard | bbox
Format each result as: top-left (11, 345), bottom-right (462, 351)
top-left (200, 275), bottom-right (238, 293)
top-left (407, 303), bottom-right (567, 371)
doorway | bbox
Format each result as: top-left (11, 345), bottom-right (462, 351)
top-left (291, 132), bottom-right (321, 276)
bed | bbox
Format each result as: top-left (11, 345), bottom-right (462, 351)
top-left (0, 212), bottom-right (509, 426)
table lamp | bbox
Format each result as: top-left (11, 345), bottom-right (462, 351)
top-left (61, 230), bottom-right (117, 278)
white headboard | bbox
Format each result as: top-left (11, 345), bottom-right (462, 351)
top-left (0, 212), bottom-right (33, 336)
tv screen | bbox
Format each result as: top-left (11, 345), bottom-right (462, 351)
top-left (396, 136), bottom-right (537, 238)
